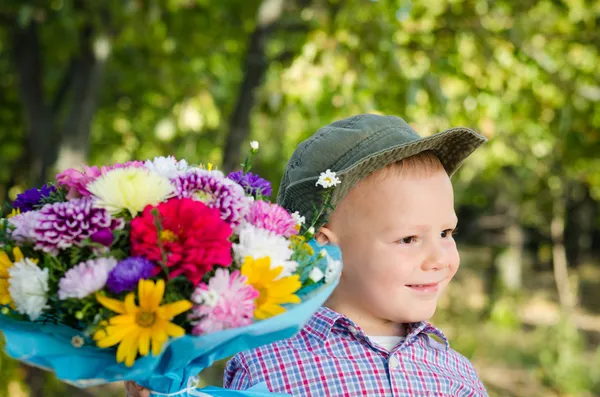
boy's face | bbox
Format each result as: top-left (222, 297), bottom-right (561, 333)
top-left (322, 167), bottom-right (459, 332)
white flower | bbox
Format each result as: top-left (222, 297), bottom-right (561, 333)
top-left (324, 253), bottom-right (342, 284)
top-left (193, 289), bottom-right (220, 308)
top-left (315, 169), bottom-right (341, 188)
top-left (71, 335), bottom-right (85, 348)
top-left (58, 258), bottom-right (118, 300)
top-left (309, 267), bottom-right (324, 283)
top-left (7, 211), bottom-right (40, 243)
top-left (233, 223), bottom-right (298, 277)
top-left (8, 258), bottom-right (49, 321)
top-left (144, 156), bottom-right (189, 178)
top-left (307, 226), bottom-right (315, 236)
top-left (250, 141), bottom-right (260, 151)
top-left (291, 211), bottom-right (305, 226)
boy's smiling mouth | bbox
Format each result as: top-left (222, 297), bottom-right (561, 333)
top-left (405, 283), bottom-right (440, 293)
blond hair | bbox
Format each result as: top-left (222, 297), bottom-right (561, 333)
top-left (369, 151), bottom-right (444, 181)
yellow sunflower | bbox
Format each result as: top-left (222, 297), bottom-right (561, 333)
top-left (93, 279), bottom-right (192, 367)
top-left (0, 247), bottom-right (24, 306)
top-left (241, 256), bottom-right (301, 320)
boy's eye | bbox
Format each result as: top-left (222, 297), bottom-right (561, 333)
top-left (441, 228), bottom-right (457, 238)
top-left (397, 236), bottom-right (416, 244)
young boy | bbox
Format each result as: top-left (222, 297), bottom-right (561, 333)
top-left (223, 114), bottom-right (489, 396)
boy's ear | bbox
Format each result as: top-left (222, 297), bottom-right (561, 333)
top-left (316, 225), bottom-right (339, 245)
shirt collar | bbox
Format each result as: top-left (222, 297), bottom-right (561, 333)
top-left (304, 307), bottom-right (450, 350)
top-left (407, 321), bottom-right (450, 350)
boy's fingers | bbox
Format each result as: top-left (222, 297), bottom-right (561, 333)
top-left (135, 383), bottom-right (151, 397)
top-left (125, 381), bottom-right (150, 397)
top-left (125, 381), bottom-right (137, 397)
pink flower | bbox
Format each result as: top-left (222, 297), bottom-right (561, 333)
top-left (246, 200), bottom-right (298, 237)
top-left (56, 161), bottom-right (144, 198)
top-left (56, 167), bottom-right (101, 198)
top-left (189, 268), bottom-right (258, 334)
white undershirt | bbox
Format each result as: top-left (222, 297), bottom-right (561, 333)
top-left (368, 335), bottom-right (405, 351)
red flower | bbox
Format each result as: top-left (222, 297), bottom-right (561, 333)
top-left (131, 198), bottom-right (232, 284)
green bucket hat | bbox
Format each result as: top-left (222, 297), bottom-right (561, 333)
top-left (277, 114), bottom-right (487, 227)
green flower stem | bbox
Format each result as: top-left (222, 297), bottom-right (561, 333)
top-left (151, 209), bottom-right (170, 279)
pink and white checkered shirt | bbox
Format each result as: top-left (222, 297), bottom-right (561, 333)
top-left (224, 307), bottom-right (488, 396)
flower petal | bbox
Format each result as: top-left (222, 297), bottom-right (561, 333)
top-left (95, 325), bottom-right (132, 348)
top-left (124, 293), bottom-right (138, 313)
top-left (138, 329), bottom-right (151, 357)
top-left (117, 331), bottom-right (140, 367)
top-left (108, 314), bottom-right (136, 326)
top-left (165, 321), bottom-right (186, 338)
top-left (148, 279), bottom-right (165, 310)
top-left (96, 294), bottom-right (126, 314)
top-left (12, 247), bottom-right (24, 263)
top-left (150, 328), bottom-right (168, 356)
top-left (138, 279), bottom-right (150, 310)
top-left (0, 252), bottom-right (12, 270)
top-left (157, 300), bottom-right (192, 320)
top-left (269, 276), bottom-right (301, 297)
top-left (273, 294), bottom-right (301, 305)
top-left (255, 303), bottom-right (285, 320)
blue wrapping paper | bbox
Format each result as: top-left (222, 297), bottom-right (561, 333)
top-left (0, 240), bottom-right (341, 396)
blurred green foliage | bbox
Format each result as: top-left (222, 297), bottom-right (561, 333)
top-left (0, 0), bottom-right (599, 396)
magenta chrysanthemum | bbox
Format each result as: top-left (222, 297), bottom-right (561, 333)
top-left (33, 198), bottom-right (124, 255)
top-left (173, 169), bottom-right (250, 227)
top-left (246, 200), bottom-right (298, 237)
top-left (189, 268), bottom-right (258, 335)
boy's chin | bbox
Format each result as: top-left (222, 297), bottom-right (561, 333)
top-left (396, 305), bottom-right (438, 324)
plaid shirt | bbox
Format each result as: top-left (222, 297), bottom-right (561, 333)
top-left (224, 307), bottom-right (488, 396)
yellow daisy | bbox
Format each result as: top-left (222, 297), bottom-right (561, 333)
top-left (93, 279), bottom-right (192, 367)
top-left (241, 256), bottom-right (301, 320)
top-left (0, 247), bottom-right (24, 306)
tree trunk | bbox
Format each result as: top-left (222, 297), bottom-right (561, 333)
top-left (490, 181), bottom-right (524, 294)
top-left (497, 221), bottom-right (524, 292)
top-left (483, 246), bottom-right (501, 319)
top-left (221, 0), bottom-right (285, 172)
top-left (12, 21), bottom-right (57, 186)
top-left (551, 184), bottom-right (576, 312)
top-left (565, 182), bottom-right (595, 268)
top-left (55, 28), bottom-right (110, 172)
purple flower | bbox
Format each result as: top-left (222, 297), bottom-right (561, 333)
top-left (173, 169), bottom-right (250, 228)
top-left (13, 184), bottom-right (56, 212)
top-left (33, 197), bottom-right (124, 255)
top-left (106, 257), bottom-right (155, 294)
top-left (90, 228), bottom-right (114, 247)
top-left (227, 171), bottom-right (272, 197)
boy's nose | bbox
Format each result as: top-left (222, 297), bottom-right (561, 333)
top-left (421, 242), bottom-right (449, 271)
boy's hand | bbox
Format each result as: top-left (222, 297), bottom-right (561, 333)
top-left (125, 381), bottom-right (150, 397)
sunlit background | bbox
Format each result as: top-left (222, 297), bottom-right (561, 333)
top-left (0, 0), bottom-right (599, 396)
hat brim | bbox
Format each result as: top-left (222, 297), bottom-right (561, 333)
top-left (283, 126), bottom-right (487, 226)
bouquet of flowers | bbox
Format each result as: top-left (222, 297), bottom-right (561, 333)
top-left (0, 143), bottom-right (342, 396)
